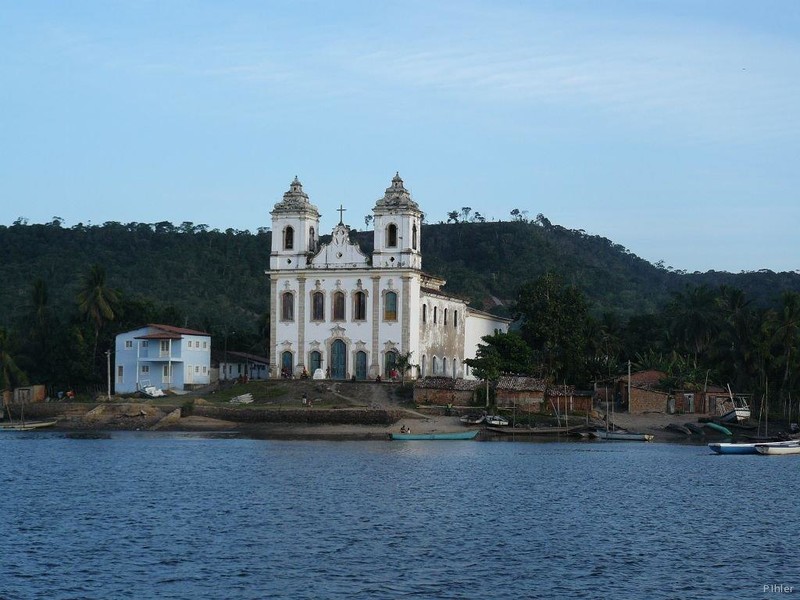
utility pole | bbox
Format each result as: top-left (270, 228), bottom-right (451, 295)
top-left (106, 349), bottom-right (111, 400)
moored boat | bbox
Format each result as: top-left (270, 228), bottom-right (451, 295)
top-left (484, 415), bottom-right (509, 427)
top-left (685, 423), bottom-right (705, 436)
top-left (755, 442), bottom-right (800, 456)
top-left (391, 430), bottom-right (480, 441)
top-left (0, 420), bottom-right (58, 431)
top-left (709, 440), bottom-right (799, 455)
top-left (590, 430), bottom-right (654, 442)
top-left (459, 413), bottom-right (485, 425)
top-left (704, 422), bottom-right (733, 436)
top-left (665, 423), bottom-right (691, 436)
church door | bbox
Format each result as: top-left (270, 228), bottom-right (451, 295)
top-left (310, 351), bottom-right (322, 375)
top-left (384, 350), bottom-right (398, 378)
top-left (331, 340), bottom-right (346, 380)
top-left (281, 351), bottom-right (293, 377)
top-left (355, 351), bottom-right (367, 380)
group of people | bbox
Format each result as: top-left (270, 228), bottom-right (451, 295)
top-left (399, 425), bottom-right (411, 434)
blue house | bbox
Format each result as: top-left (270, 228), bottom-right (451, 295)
top-left (114, 324), bottom-right (212, 394)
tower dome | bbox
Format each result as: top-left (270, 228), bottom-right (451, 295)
top-left (269, 177), bottom-right (321, 270)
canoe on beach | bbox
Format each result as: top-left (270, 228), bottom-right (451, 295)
top-left (391, 430), bottom-right (480, 441)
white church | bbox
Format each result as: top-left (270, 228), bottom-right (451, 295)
top-left (267, 173), bottom-right (510, 381)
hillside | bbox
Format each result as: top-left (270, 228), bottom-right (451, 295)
top-left (1, 219), bottom-right (799, 338)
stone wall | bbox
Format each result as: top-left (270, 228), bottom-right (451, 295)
top-left (194, 405), bottom-right (401, 426)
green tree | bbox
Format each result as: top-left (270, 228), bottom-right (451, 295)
top-left (77, 264), bottom-right (120, 375)
top-left (514, 272), bottom-right (589, 383)
top-left (666, 285), bottom-right (721, 369)
top-left (395, 351), bottom-right (415, 384)
top-left (464, 337), bottom-right (503, 407)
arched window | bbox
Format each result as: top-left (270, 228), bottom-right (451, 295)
top-left (443, 358), bottom-right (448, 377)
top-left (384, 291), bottom-right (397, 321)
top-left (312, 291), bottom-right (324, 321)
top-left (281, 351), bottom-right (293, 376)
top-left (284, 226), bottom-right (294, 250)
top-left (453, 357), bottom-right (458, 378)
top-left (422, 304), bottom-right (427, 323)
top-left (412, 223), bottom-right (417, 250)
top-left (387, 223), bottom-right (398, 247)
top-left (281, 292), bottom-right (294, 321)
top-left (421, 355), bottom-right (427, 377)
top-left (354, 291), bottom-right (366, 321)
top-left (432, 356), bottom-right (439, 375)
top-left (333, 291), bottom-right (345, 320)
top-left (444, 308), bottom-right (448, 325)
top-left (433, 306), bottom-right (438, 324)
top-left (308, 227), bottom-right (316, 251)
top-left (454, 310), bottom-right (458, 328)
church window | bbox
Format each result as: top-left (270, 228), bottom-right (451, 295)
top-left (454, 310), bottom-right (458, 328)
top-left (312, 291), bottom-right (324, 321)
top-left (422, 304), bottom-right (427, 323)
top-left (433, 306), bottom-right (438, 324)
top-left (284, 226), bottom-right (294, 250)
top-left (354, 291), bottom-right (366, 321)
top-left (387, 223), bottom-right (398, 247)
top-left (384, 291), bottom-right (397, 321)
top-left (432, 356), bottom-right (439, 375)
top-left (308, 227), bottom-right (316, 251)
top-left (421, 355), bottom-right (426, 377)
top-left (333, 291), bottom-right (345, 320)
top-left (281, 292), bottom-right (294, 321)
top-left (412, 224), bottom-right (417, 250)
top-left (444, 308), bottom-right (448, 325)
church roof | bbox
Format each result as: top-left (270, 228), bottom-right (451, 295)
top-left (374, 172), bottom-right (420, 212)
top-left (271, 177), bottom-right (320, 217)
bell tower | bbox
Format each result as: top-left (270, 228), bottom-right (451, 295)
top-left (270, 177), bottom-right (321, 270)
top-left (372, 173), bottom-right (422, 270)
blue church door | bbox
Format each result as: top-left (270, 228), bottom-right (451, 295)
top-left (331, 340), bottom-right (346, 380)
top-left (355, 351), bottom-right (367, 380)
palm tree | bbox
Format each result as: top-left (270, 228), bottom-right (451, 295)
top-left (77, 264), bottom-right (120, 373)
top-left (395, 351), bottom-right (414, 385)
top-left (0, 327), bottom-right (27, 393)
top-left (772, 291), bottom-right (800, 411)
top-left (667, 285), bottom-right (721, 369)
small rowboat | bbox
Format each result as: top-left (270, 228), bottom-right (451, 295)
top-left (590, 430), bottom-right (654, 442)
top-left (459, 413), bottom-right (485, 425)
top-left (755, 442), bottom-right (800, 456)
top-left (391, 430), bottom-right (480, 441)
top-left (704, 422), bottom-right (733, 436)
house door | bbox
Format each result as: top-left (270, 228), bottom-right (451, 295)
top-left (355, 351), bottom-right (367, 380)
top-left (186, 365), bottom-right (193, 384)
top-left (331, 340), bottom-right (346, 380)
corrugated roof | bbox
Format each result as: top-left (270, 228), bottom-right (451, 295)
top-left (414, 377), bottom-right (482, 391)
top-left (496, 375), bottom-right (547, 391)
top-left (148, 323), bottom-right (209, 336)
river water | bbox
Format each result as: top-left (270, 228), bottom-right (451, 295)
top-left (0, 432), bottom-right (796, 599)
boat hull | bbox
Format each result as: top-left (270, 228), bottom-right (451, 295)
top-left (590, 430), bottom-right (654, 442)
top-left (0, 420), bottom-right (58, 431)
top-left (391, 430), bottom-right (480, 441)
top-left (709, 441), bottom-right (798, 455)
top-left (755, 443), bottom-right (800, 455)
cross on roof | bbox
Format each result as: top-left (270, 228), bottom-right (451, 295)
top-left (337, 204), bottom-right (346, 225)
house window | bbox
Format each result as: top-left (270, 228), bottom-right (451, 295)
top-left (202, 366), bottom-right (207, 374)
top-left (387, 223), bottom-right (398, 247)
top-left (187, 341), bottom-right (192, 349)
top-left (412, 224), bottom-right (417, 250)
top-left (354, 291), bottom-right (366, 321)
top-left (125, 340), bottom-right (133, 349)
top-left (384, 291), bottom-right (397, 321)
top-left (142, 340), bottom-right (148, 347)
top-left (195, 341), bottom-right (200, 348)
top-left (195, 366), bottom-right (200, 373)
top-left (116, 365), bottom-right (124, 384)
top-left (160, 340), bottom-right (170, 356)
top-left (282, 292), bottom-right (294, 321)
top-left (312, 291), bottom-right (325, 321)
top-left (141, 365), bottom-right (149, 374)
top-left (202, 341), bottom-right (207, 349)
top-left (333, 291), bottom-right (345, 320)
top-left (284, 226), bottom-right (294, 250)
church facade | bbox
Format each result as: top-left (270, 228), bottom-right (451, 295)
top-left (267, 174), bottom-right (509, 380)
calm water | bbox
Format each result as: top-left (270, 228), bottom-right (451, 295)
top-left (0, 433), bottom-right (797, 600)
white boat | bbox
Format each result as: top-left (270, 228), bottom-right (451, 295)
top-left (709, 440), bottom-right (799, 455)
top-left (717, 386), bottom-right (751, 423)
top-left (459, 413), bottom-right (485, 425)
top-left (590, 429), bottom-right (654, 442)
top-left (0, 420), bottom-right (58, 431)
top-left (755, 442), bottom-right (800, 455)
top-left (484, 415), bottom-right (509, 427)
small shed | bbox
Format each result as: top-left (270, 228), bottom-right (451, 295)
top-left (413, 377), bottom-right (481, 406)
top-left (495, 376), bottom-right (547, 412)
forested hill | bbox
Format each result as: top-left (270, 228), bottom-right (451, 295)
top-left (1, 219), bottom-right (799, 335)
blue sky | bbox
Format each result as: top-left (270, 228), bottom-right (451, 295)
top-left (2, 0), bottom-right (798, 273)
